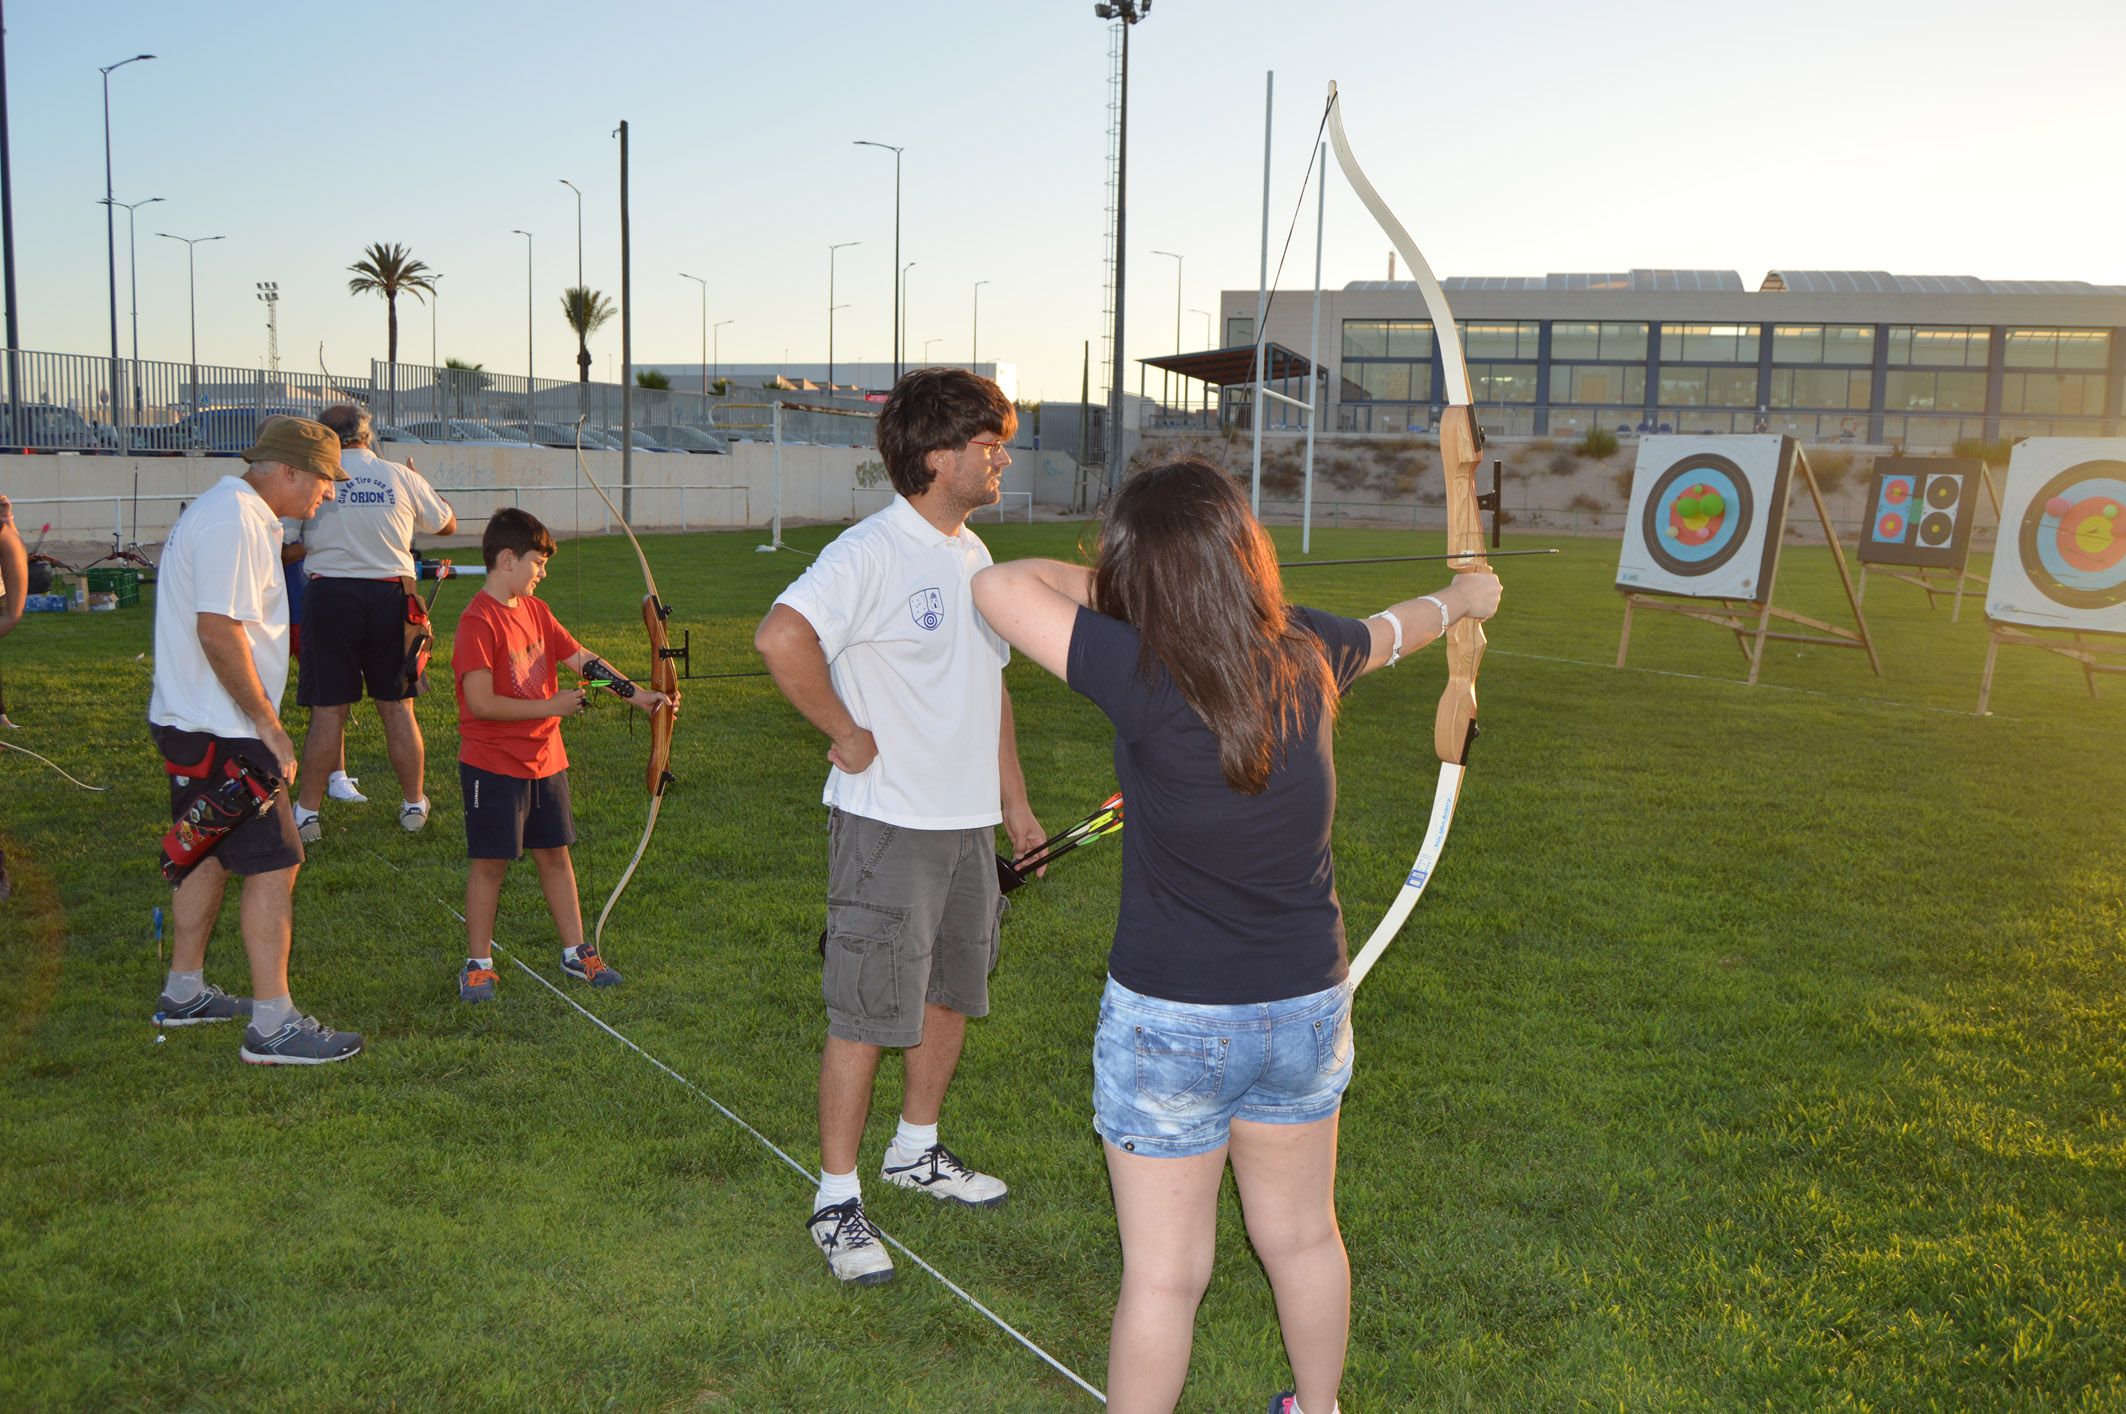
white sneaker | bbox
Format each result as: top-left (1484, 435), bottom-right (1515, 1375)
top-left (327, 771), bottom-right (368, 803)
top-left (880, 1142), bottom-right (1008, 1208)
top-left (807, 1198), bottom-right (895, 1285)
top-left (295, 807), bottom-right (321, 844)
top-left (398, 799), bottom-right (429, 832)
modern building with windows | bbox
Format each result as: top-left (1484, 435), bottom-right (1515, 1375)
top-left (1211, 270), bottom-right (2126, 447)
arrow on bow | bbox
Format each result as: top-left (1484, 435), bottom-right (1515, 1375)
top-left (571, 421), bottom-right (681, 948)
top-left (1324, 81), bottom-right (1491, 991)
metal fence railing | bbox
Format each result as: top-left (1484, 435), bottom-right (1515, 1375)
top-left (0, 345), bottom-right (886, 458)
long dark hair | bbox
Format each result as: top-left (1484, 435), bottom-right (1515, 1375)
top-left (1092, 457), bottom-right (1336, 794)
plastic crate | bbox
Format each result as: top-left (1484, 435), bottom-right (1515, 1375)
top-left (83, 568), bottom-right (142, 607)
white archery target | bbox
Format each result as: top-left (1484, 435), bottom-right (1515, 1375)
top-left (1615, 436), bottom-right (1796, 603)
top-left (1986, 437), bottom-right (2126, 633)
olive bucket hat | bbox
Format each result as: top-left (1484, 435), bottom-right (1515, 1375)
top-left (243, 415), bottom-right (350, 481)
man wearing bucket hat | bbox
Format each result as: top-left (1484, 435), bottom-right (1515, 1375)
top-left (147, 415), bottom-right (367, 1065)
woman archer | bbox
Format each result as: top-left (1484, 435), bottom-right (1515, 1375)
top-left (970, 456), bottom-right (1500, 1414)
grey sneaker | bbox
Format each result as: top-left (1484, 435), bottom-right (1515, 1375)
top-left (399, 799), bottom-right (429, 832)
top-left (295, 808), bottom-right (321, 844)
top-left (155, 983), bottom-right (252, 1027)
top-left (880, 1142), bottom-right (1008, 1208)
top-left (239, 1014), bottom-right (364, 1066)
top-left (807, 1198), bottom-right (895, 1286)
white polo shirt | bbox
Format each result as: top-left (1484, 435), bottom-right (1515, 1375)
top-left (149, 475), bottom-right (290, 739)
top-left (774, 496), bottom-right (1009, 830)
top-left (299, 445), bottom-right (453, 579)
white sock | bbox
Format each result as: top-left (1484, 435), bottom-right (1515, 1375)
top-left (294, 804), bottom-right (319, 821)
top-left (1289, 1399), bottom-right (1338, 1414)
top-left (403, 798), bottom-right (427, 814)
top-left (252, 994), bottom-right (297, 1034)
top-left (466, 954), bottom-right (493, 969)
top-left (891, 1118), bottom-right (938, 1156)
top-left (815, 1167), bottom-right (861, 1211)
top-left (163, 968), bottom-right (204, 1004)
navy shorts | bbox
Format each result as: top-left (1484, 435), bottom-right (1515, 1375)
top-left (296, 576), bottom-right (418, 707)
top-left (150, 723), bottom-right (303, 877)
top-left (1093, 975), bottom-right (1354, 1158)
top-left (460, 761), bottom-right (575, 860)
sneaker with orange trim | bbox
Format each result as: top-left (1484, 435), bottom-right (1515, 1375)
top-left (562, 943), bottom-right (622, 988)
top-left (459, 959), bottom-right (498, 1003)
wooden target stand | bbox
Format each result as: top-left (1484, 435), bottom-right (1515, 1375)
top-left (1855, 462), bottom-right (2002, 624)
top-left (1618, 446), bottom-right (1881, 685)
top-left (1975, 625), bottom-right (2126, 714)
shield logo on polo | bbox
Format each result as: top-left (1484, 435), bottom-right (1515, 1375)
top-left (908, 587), bottom-right (945, 631)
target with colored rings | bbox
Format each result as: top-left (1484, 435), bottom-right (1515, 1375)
top-left (1642, 455), bottom-right (1754, 576)
top-left (2018, 460), bottom-right (2126, 609)
top-left (1869, 473), bottom-right (1917, 544)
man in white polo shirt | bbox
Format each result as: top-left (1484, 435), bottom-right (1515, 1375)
top-left (290, 403), bottom-right (457, 840)
top-left (756, 367), bottom-right (1045, 1286)
top-left (148, 415), bottom-right (365, 1065)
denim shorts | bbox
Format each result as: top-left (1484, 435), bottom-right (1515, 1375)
top-left (1092, 975), bottom-right (1355, 1158)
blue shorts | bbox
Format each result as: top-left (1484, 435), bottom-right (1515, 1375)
top-left (1093, 975), bottom-right (1354, 1158)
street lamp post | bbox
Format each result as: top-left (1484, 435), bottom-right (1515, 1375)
top-left (1152, 248), bottom-right (1182, 411)
top-left (827, 240), bottom-right (860, 388)
top-left (428, 272), bottom-right (443, 367)
top-left (900, 260), bottom-right (915, 384)
top-left (99, 52), bottom-right (154, 452)
top-left (1092, 2), bottom-right (1151, 482)
top-left (155, 230), bottom-right (222, 414)
top-left (558, 178), bottom-right (583, 289)
top-left (105, 195), bottom-right (162, 421)
top-left (679, 272), bottom-right (707, 397)
top-left (852, 140), bottom-right (903, 381)
top-left (511, 229), bottom-right (533, 443)
top-left (971, 279), bottom-right (989, 370)
top-left (712, 319), bottom-right (733, 385)
top-left (1191, 307), bottom-right (1214, 418)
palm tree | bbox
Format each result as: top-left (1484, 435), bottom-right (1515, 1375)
top-left (346, 242), bottom-right (437, 367)
top-left (561, 286), bottom-right (616, 384)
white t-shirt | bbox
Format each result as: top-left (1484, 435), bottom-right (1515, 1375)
top-left (299, 445), bottom-right (454, 579)
top-left (149, 475), bottom-right (290, 739)
top-left (774, 496), bottom-right (1009, 830)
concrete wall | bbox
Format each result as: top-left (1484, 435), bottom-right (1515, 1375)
top-left (1, 439), bottom-right (1070, 542)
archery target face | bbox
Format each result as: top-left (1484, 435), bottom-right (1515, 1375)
top-left (1858, 458), bottom-right (1982, 569)
top-left (1616, 436), bottom-right (1794, 602)
top-left (1987, 438), bottom-right (2126, 633)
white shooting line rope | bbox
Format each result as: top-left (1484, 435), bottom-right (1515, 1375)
top-left (361, 848), bottom-right (1105, 1404)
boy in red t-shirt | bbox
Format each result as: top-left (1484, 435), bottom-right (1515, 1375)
top-left (451, 508), bottom-right (677, 1002)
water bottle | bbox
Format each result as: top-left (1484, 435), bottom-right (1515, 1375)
top-left (73, 575), bottom-right (87, 609)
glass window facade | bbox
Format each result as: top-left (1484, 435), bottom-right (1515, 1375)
top-left (2004, 327), bottom-right (2111, 369)
top-left (1771, 324), bottom-right (1874, 363)
top-left (1658, 324), bottom-right (1760, 363)
top-left (1342, 320), bottom-right (1433, 358)
top-left (1227, 315), bottom-right (1254, 347)
top-left (1769, 368), bottom-right (1872, 409)
top-left (1888, 325), bottom-right (1989, 367)
top-left (1312, 311), bottom-right (2119, 443)
top-left (1549, 322), bottom-right (1648, 360)
top-left (2002, 372), bottom-right (2107, 415)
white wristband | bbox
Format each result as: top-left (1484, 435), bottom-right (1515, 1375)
top-left (1420, 594), bottom-right (1453, 634)
top-left (1369, 610), bottom-right (1404, 667)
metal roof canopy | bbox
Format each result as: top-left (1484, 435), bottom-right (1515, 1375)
top-left (1140, 341), bottom-right (1316, 386)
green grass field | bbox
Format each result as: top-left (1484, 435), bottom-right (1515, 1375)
top-left (2, 517), bottom-right (2121, 1411)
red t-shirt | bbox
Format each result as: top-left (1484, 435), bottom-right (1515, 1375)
top-left (453, 589), bottom-right (582, 779)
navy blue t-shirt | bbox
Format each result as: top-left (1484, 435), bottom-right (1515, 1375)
top-left (1065, 604), bottom-right (1372, 1004)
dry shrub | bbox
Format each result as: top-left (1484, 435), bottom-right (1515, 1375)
top-left (1568, 492), bottom-right (1606, 513)
top-left (1546, 449), bottom-right (1581, 477)
top-left (1806, 448), bottom-right (1855, 493)
top-left (1610, 466), bottom-right (1636, 504)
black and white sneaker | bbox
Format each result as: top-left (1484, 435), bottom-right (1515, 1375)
top-left (807, 1198), bottom-right (895, 1286)
top-left (239, 1015), bottom-right (364, 1066)
top-left (880, 1142), bottom-right (1008, 1208)
top-left (154, 984), bottom-right (252, 1027)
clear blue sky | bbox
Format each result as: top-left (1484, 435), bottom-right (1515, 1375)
top-left (7, 0), bottom-right (2123, 401)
